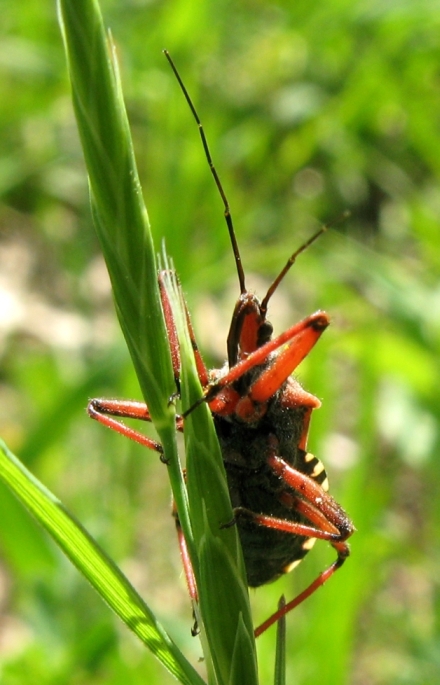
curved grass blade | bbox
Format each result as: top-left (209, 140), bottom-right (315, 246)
top-left (0, 439), bottom-right (205, 685)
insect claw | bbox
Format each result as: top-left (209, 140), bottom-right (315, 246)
top-left (228, 506), bottom-right (256, 523)
top-left (220, 515), bottom-right (238, 529)
top-left (191, 619), bottom-right (200, 637)
top-left (159, 451), bottom-right (170, 465)
top-left (181, 394), bottom-right (207, 418)
top-left (167, 391), bottom-right (180, 407)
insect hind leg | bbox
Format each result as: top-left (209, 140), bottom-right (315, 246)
top-left (250, 454), bottom-right (354, 636)
top-left (254, 549), bottom-right (349, 637)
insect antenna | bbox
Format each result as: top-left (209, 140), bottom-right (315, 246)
top-left (260, 210), bottom-right (350, 316)
top-left (163, 50), bottom-right (246, 295)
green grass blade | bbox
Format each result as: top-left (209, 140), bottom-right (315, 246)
top-left (166, 273), bottom-right (258, 685)
top-left (274, 597), bottom-right (286, 685)
top-left (0, 439), bottom-right (205, 685)
top-left (57, 0), bottom-right (192, 576)
top-left (57, 0), bottom-right (172, 421)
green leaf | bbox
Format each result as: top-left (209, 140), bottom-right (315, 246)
top-left (0, 439), bottom-right (205, 685)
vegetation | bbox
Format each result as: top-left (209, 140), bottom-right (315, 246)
top-left (0, 0), bottom-right (439, 683)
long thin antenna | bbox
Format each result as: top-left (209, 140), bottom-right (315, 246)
top-left (163, 50), bottom-right (246, 294)
top-left (260, 210), bottom-right (350, 316)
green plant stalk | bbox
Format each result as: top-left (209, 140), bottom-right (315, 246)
top-left (57, 0), bottom-right (258, 683)
top-left (57, 0), bottom-right (192, 561)
top-left (165, 272), bottom-right (258, 685)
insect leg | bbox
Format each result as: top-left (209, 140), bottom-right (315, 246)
top-left (172, 502), bottom-right (198, 603)
top-left (232, 507), bottom-right (341, 542)
top-left (235, 491), bottom-right (351, 638)
top-left (254, 555), bottom-right (347, 637)
top-left (201, 311), bottom-right (328, 417)
top-left (88, 398), bottom-right (183, 457)
top-left (249, 454), bottom-right (354, 636)
top-left (267, 455), bottom-right (354, 537)
top-left (172, 483), bottom-right (200, 634)
top-left (88, 272), bottom-right (209, 456)
top-left (159, 271), bottom-right (209, 388)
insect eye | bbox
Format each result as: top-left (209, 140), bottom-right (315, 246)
top-left (258, 321), bottom-right (273, 347)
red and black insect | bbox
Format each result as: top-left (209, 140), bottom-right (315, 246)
top-left (88, 51), bottom-right (354, 637)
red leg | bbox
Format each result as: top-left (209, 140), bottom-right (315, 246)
top-left (173, 503), bottom-right (198, 603)
top-left (267, 455), bottom-right (354, 536)
top-left (233, 507), bottom-right (341, 542)
top-left (88, 273), bottom-right (208, 456)
top-left (159, 271), bottom-right (209, 387)
top-left (190, 312), bottom-right (329, 418)
top-left (87, 398), bottom-right (184, 458)
top-left (248, 318), bottom-right (328, 405)
top-left (158, 273), bottom-right (181, 384)
top-left (236, 454), bottom-right (354, 637)
top-left (254, 557), bottom-right (345, 637)
top-left (211, 311), bottom-right (327, 391)
top-left (173, 488), bottom-right (200, 635)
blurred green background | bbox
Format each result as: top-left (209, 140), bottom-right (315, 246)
top-left (1, 0), bottom-right (439, 683)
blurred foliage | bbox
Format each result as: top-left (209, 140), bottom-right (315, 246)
top-left (0, 0), bottom-right (439, 684)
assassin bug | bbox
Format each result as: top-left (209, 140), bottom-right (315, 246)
top-left (88, 51), bottom-right (355, 637)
